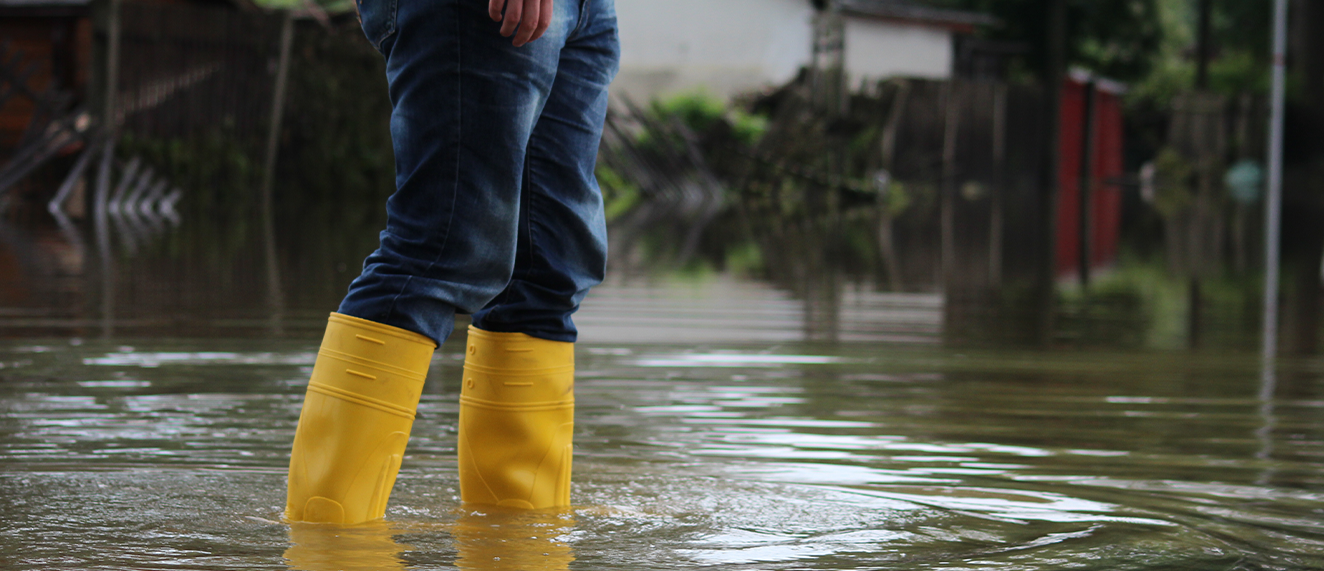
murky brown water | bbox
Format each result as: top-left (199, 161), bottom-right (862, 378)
top-left (2, 334), bottom-right (1322, 570)
top-left (1, 163), bottom-right (1319, 570)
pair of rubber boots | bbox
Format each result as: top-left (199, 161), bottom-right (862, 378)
top-left (285, 313), bottom-right (574, 524)
top-left (285, 509), bottom-right (575, 570)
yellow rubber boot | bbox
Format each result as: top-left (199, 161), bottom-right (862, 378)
top-left (286, 312), bottom-right (436, 524)
top-left (459, 325), bottom-right (575, 509)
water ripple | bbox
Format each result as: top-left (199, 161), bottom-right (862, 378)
top-left (1, 342), bottom-right (1322, 569)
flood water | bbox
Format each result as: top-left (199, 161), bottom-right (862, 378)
top-left (2, 189), bottom-right (1323, 570)
top-left (2, 328), bottom-right (1323, 569)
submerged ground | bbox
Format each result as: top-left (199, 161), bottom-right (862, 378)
top-left (2, 190), bottom-right (1322, 569)
top-left (2, 327), bottom-right (1322, 570)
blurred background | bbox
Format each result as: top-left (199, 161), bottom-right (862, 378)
top-left (0, 0), bottom-right (1320, 352)
top-left (7, 3), bottom-right (1324, 569)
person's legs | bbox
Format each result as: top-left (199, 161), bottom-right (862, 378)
top-left (471, 0), bottom-right (621, 342)
top-left (288, 0), bottom-right (585, 523)
top-left (338, 0), bottom-right (582, 345)
top-left (458, 0), bottom-right (619, 509)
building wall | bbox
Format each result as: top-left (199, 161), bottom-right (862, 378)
top-left (842, 18), bottom-right (952, 86)
top-left (613, 0), bottom-right (958, 102)
top-left (613, 0), bottom-right (814, 102)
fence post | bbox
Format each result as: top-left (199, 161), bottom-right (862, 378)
top-left (1077, 79), bottom-right (1096, 288)
top-left (94, 0), bottom-right (121, 132)
top-left (989, 83), bottom-right (1006, 287)
top-left (91, 0), bottom-right (121, 338)
top-left (260, 10), bottom-right (294, 334)
top-left (940, 81), bottom-right (961, 293)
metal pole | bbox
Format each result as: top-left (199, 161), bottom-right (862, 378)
top-left (1256, 0), bottom-right (1288, 478)
top-left (1262, 0), bottom-right (1288, 362)
top-left (260, 11), bottom-right (294, 334)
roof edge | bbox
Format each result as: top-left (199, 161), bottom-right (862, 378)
top-left (837, 0), bottom-right (998, 31)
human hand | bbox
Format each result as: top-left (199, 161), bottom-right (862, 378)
top-left (489, 0), bottom-right (553, 47)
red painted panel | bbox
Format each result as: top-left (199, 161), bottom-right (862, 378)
top-left (1055, 77), bottom-right (1126, 277)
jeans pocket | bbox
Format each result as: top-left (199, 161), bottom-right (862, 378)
top-left (357, 0), bottom-right (397, 53)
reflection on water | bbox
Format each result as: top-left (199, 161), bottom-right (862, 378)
top-left (286, 521), bottom-right (409, 571)
top-left (1, 340), bottom-right (1322, 569)
top-left (452, 508), bottom-right (575, 570)
top-left (0, 147), bottom-right (1317, 568)
top-left (0, 163), bottom-right (1275, 349)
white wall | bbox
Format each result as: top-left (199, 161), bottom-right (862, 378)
top-left (612, 0), bottom-right (956, 102)
top-left (613, 0), bottom-right (814, 102)
top-left (843, 18), bottom-right (953, 85)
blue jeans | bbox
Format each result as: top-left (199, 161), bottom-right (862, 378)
top-left (339, 0), bottom-right (620, 345)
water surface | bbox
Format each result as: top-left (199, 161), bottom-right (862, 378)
top-left (1, 174), bottom-right (1320, 569)
top-left (3, 336), bottom-right (1322, 570)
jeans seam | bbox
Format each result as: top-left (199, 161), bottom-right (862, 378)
top-left (381, 0), bottom-right (397, 50)
top-left (360, 0), bottom-right (397, 52)
top-left (384, 0), bottom-right (462, 323)
top-left (572, 0), bottom-right (589, 39)
top-left (523, 156), bottom-right (539, 289)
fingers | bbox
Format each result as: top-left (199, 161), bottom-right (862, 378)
top-left (511, 0), bottom-right (541, 46)
top-left (496, 0), bottom-right (553, 47)
top-left (531, 0), bottom-right (553, 42)
top-left (499, 0), bottom-right (523, 38)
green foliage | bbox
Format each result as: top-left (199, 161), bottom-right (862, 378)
top-left (1206, 49), bottom-right (1270, 96)
top-left (271, 21), bottom-right (400, 286)
top-left (1126, 0), bottom-right (1273, 104)
top-left (117, 130), bottom-right (257, 214)
top-left (1072, 0), bottom-right (1165, 81)
top-left (926, 0), bottom-right (1274, 107)
top-left (881, 181), bottom-right (912, 216)
top-left (722, 240), bottom-right (764, 275)
top-left (731, 113), bottom-right (770, 147)
top-left (1056, 254), bottom-right (1263, 349)
top-left (653, 92), bottom-right (726, 133)
top-left (1057, 258), bottom-right (1173, 348)
top-left (649, 91), bottom-right (768, 146)
top-left (279, 21), bottom-right (395, 210)
top-left (1204, 0), bottom-right (1272, 66)
top-left (934, 0), bottom-right (1163, 83)
top-left (594, 163), bottom-right (641, 221)
top-left (117, 127), bottom-right (263, 262)
top-left (1151, 147), bottom-right (1193, 217)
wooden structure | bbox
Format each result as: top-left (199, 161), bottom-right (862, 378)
top-left (0, 0), bottom-right (270, 204)
top-left (0, 0), bottom-right (91, 151)
top-left (1054, 73), bottom-right (1125, 281)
